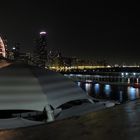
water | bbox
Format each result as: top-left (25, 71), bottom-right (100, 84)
top-left (77, 81), bottom-right (140, 103)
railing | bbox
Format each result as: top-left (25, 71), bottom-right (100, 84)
top-left (64, 73), bottom-right (140, 87)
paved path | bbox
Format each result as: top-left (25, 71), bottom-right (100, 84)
top-left (1, 100), bottom-right (140, 140)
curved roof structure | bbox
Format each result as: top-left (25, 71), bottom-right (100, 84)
top-left (0, 60), bottom-right (91, 112)
top-left (0, 37), bottom-right (6, 57)
top-left (0, 118), bottom-right (43, 129)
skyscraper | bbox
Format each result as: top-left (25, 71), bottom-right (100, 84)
top-left (34, 31), bottom-right (48, 67)
top-left (38, 31), bottom-right (48, 59)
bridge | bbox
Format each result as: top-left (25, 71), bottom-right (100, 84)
top-left (63, 67), bottom-right (140, 87)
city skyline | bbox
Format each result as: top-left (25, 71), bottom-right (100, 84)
top-left (0, 1), bottom-right (140, 64)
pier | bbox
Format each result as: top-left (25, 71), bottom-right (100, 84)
top-left (63, 67), bottom-right (140, 87)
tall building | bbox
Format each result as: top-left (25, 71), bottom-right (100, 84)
top-left (34, 31), bottom-right (48, 67)
top-left (0, 37), bottom-right (6, 58)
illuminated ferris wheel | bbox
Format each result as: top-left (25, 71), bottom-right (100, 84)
top-left (0, 37), bottom-right (6, 57)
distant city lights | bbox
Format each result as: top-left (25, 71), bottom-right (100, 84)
top-left (133, 73), bottom-right (136, 76)
top-left (125, 72), bottom-right (128, 76)
top-left (12, 47), bottom-right (16, 50)
top-left (121, 73), bottom-right (124, 76)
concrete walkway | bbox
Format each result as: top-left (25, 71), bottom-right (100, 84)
top-left (1, 100), bottom-right (140, 140)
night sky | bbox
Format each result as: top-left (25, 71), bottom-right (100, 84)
top-left (0, 0), bottom-right (140, 64)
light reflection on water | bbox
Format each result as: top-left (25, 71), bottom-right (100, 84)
top-left (127, 87), bottom-right (140, 100)
top-left (94, 83), bottom-right (100, 94)
top-left (85, 83), bottom-right (92, 93)
top-left (78, 82), bottom-right (140, 103)
top-left (119, 91), bottom-right (123, 102)
top-left (104, 84), bottom-right (111, 97)
top-left (77, 82), bottom-right (81, 87)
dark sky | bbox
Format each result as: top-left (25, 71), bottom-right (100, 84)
top-left (0, 0), bottom-right (140, 64)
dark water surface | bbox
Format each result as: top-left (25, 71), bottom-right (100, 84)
top-left (77, 82), bottom-right (140, 103)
